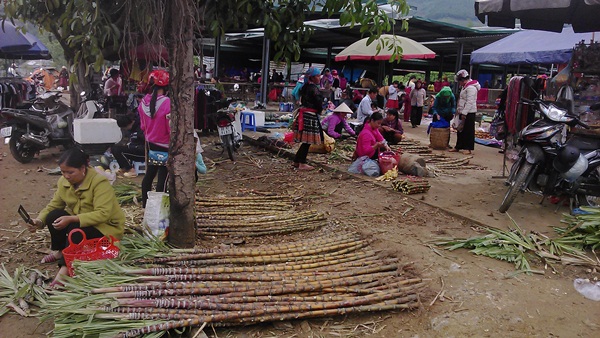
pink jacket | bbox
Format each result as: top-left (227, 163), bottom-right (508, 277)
top-left (138, 94), bottom-right (171, 148)
top-left (356, 123), bottom-right (384, 158)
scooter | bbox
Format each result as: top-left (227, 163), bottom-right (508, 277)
top-left (499, 97), bottom-right (600, 213)
top-left (215, 107), bottom-right (242, 161)
top-left (1, 91), bottom-right (121, 163)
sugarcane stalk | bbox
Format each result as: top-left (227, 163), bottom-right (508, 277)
top-left (112, 294), bottom-right (420, 338)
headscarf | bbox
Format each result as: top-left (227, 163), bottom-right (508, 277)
top-left (292, 67), bottom-right (321, 100)
top-left (436, 86), bottom-right (453, 100)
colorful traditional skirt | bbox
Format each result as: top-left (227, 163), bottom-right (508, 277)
top-left (292, 108), bottom-right (323, 145)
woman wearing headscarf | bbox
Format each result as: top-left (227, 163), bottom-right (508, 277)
top-left (291, 67), bottom-right (324, 170)
top-left (431, 86), bottom-right (456, 123)
top-left (450, 69), bottom-right (480, 155)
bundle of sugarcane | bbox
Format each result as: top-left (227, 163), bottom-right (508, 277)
top-left (0, 265), bottom-right (49, 317)
top-left (196, 195), bottom-right (326, 237)
top-left (42, 232), bottom-right (425, 338)
top-left (391, 177), bottom-right (431, 194)
top-left (392, 145), bottom-right (432, 154)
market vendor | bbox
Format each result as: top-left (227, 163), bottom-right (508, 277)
top-left (321, 102), bottom-right (356, 139)
top-left (354, 112), bottom-right (390, 160)
top-left (379, 108), bottom-right (404, 144)
top-left (27, 148), bottom-right (125, 287)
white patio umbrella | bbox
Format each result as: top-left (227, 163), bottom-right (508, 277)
top-left (334, 34), bottom-right (436, 62)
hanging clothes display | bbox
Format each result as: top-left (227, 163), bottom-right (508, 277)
top-left (0, 77), bottom-right (31, 109)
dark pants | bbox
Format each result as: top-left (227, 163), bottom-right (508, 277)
top-left (45, 209), bottom-right (104, 252)
top-left (294, 143), bottom-right (310, 164)
top-left (111, 143), bottom-right (145, 171)
top-left (142, 143), bottom-right (169, 207)
top-left (411, 106), bottom-right (423, 127)
top-left (455, 113), bottom-right (476, 151)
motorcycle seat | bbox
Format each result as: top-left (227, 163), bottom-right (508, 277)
top-left (568, 135), bottom-right (600, 151)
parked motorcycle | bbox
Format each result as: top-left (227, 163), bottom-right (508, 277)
top-left (499, 97), bottom-right (600, 213)
top-left (215, 106), bottom-right (242, 161)
top-left (0, 91), bottom-right (121, 163)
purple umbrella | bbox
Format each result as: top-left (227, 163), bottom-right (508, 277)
top-left (0, 20), bottom-right (34, 53)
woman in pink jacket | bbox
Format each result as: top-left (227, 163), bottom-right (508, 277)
top-left (355, 112), bottom-right (390, 160)
top-left (138, 70), bottom-right (171, 207)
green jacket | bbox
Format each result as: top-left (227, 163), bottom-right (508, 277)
top-left (38, 168), bottom-right (125, 239)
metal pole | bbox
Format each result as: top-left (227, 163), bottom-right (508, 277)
top-left (214, 35), bottom-right (221, 79)
top-left (260, 35), bottom-right (270, 105)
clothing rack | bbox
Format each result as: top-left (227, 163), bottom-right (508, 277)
top-left (0, 77), bottom-right (34, 109)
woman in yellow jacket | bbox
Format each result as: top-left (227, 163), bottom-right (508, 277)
top-left (28, 148), bottom-right (125, 286)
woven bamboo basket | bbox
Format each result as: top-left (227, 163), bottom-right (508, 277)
top-left (429, 127), bottom-right (450, 150)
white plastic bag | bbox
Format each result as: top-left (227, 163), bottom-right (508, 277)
top-left (142, 192), bottom-right (170, 239)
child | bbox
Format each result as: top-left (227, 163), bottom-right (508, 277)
top-left (379, 109), bottom-right (404, 144)
top-left (321, 103), bottom-right (356, 139)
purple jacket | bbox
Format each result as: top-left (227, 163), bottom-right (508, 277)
top-left (321, 113), bottom-right (355, 138)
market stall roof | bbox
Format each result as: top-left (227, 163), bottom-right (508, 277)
top-left (475, 0), bottom-right (600, 33)
top-left (470, 26), bottom-right (598, 65)
top-left (218, 16), bottom-right (514, 68)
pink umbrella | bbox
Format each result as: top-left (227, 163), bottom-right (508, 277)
top-left (334, 34), bottom-right (436, 62)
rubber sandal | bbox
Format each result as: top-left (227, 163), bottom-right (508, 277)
top-left (460, 150), bottom-right (472, 155)
top-left (448, 148), bottom-right (458, 152)
top-left (41, 253), bottom-right (59, 264)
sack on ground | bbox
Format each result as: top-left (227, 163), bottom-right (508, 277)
top-left (398, 153), bottom-right (428, 177)
top-left (348, 156), bottom-right (380, 177)
top-left (142, 192), bottom-right (170, 239)
top-left (309, 133), bottom-right (335, 153)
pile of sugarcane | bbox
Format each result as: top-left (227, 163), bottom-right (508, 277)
top-left (391, 143), bottom-right (432, 154)
top-left (0, 265), bottom-right (49, 317)
top-left (392, 177), bottom-right (431, 194)
top-left (42, 232), bottom-right (425, 338)
top-left (196, 195), bottom-right (327, 237)
top-left (434, 211), bottom-right (600, 274)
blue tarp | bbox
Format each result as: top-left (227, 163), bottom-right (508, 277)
top-left (470, 26), bottom-right (597, 65)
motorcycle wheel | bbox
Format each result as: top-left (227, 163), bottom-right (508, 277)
top-left (9, 131), bottom-right (36, 164)
top-left (223, 134), bottom-right (235, 161)
top-left (576, 194), bottom-right (599, 207)
top-left (499, 161), bottom-right (533, 213)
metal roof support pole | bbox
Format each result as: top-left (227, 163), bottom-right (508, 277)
top-left (454, 42), bottom-right (464, 73)
top-left (260, 35), bottom-right (270, 104)
top-left (388, 61), bottom-right (394, 85)
top-left (214, 35), bottom-right (221, 79)
top-left (326, 46), bottom-right (332, 70)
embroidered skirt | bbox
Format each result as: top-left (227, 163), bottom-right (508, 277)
top-left (293, 110), bottom-right (323, 145)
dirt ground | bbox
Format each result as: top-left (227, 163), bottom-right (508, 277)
top-left (0, 121), bottom-right (598, 337)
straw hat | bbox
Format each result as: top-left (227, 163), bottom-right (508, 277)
top-left (333, 102), bottom-right (353, 114)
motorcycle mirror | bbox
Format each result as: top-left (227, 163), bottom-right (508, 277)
top-left (80, 91), bottom-right (86, 97)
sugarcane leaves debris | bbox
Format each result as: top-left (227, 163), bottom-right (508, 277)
top-left (433, 208), bottom-right (600, 273)
top-left (0, 264), bottom-right (49, 317)
top-left (113, 182), bottom-right (142, 205)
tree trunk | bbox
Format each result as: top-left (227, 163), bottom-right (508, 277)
top-left (166, 0), bottom-right (196, 248)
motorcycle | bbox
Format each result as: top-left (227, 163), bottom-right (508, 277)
top-left (499, 97), bottom-right (600, 213)
top-left (214, 106), bottom-right (242, 161)
top-left (0, 91), bottom-right (121, 163)
top-left (76, 90), bottom-right (106, 119)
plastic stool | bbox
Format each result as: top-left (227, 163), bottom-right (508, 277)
top-left (133, 161), bottom-right (146, 175)
top-left (241, 112), bottom-right (257, 132)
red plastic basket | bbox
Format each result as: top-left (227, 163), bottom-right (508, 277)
top-left (62, 229), bottom-right (120, 276)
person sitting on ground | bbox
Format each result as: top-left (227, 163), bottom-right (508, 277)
top-left (356, 87), bottom-right (378, 123)
top-left (321, 103), bottom-right (356, 140)
top-left (355, 112), bottom-right (390, 160)
top-left (111, 115), bottom-right (145, 178)
top-left (430, 86), bottom-right (456, 124)
top-left (379, 109), bottom-right (404, 144)
top-left (27, 148), bottom-right (124, 287)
